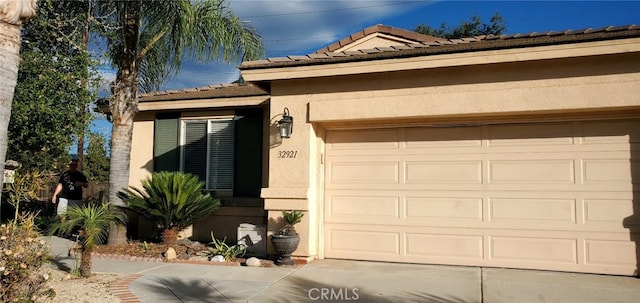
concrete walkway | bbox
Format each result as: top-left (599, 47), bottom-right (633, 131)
top-left (47, 236), bottom-right (640, 303)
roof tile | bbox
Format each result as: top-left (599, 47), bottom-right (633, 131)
top-left (362, 48), bottom-right (382, 54)
top-left (268, 57), bottom-right (291, 62)
top-left (308, 53), bottom-right (329, 59)
top-left (288, 55), bottom-right (309, 61)
top-left (236, 23), bottom-right (640, 71)
top-left (391, 45), bottom-right (414, 50)
top-left (376, 46), bottom-right (398, 52)
top-left (343, 50), bottom-right (364, 56)
top-left (314, 24), bottom-right (444, 53)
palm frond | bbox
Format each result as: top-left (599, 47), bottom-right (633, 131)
top-left (48, 203), bottom-right (126, 248)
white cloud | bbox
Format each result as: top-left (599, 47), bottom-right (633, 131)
top-left (164, 1), bottom-right (433, 90)
top-left (230, 1), bottom-right (434, 56)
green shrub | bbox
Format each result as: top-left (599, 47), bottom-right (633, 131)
top-left (279, 210), bottom-right (304, 235)
top-left (205, 232), bottom-right (246, 261)
top-left (0, 214), bottom-right (55, 302)
top-left (117, 172), bottom-right (221, 246)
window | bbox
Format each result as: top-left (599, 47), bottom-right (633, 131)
top-left (181, 118), bottom-right (235, 194)
top-left (154, 108), bottom-right (263, 199)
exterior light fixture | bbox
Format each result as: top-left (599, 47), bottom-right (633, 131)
top-left (277, 107), bottom-right (293, 138)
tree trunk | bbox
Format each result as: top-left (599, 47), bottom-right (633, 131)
top-left (0, 20), bottom-right (23, 204)
top-left (77, 135), bottom-right (84, 169)
top-left (80, 245), bottom-right (93, 277)
top-left (162, 227), bottom-right (179, 247)
top-left (106, 0), bottom-right (140, 245)
top-left (106, 116), bottom-right (134, 245)
top-left (107, 58), bottom-right (139, 245)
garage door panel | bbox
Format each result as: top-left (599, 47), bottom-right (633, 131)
top-left (324, 119), bottom-right (640, 275)
top-left (585, 239), bottom-right (638, 266)
top-left (488, 159), bottom-right (575, 184)
top-left (489, 236), bottom-right (578, 264)
top-left (328, 161), bottom-right (399, 185)
top-left (327, 195), bottom-right (399, 220)
top-left (405, 196), bottom-right (483, 221)
top-left (488, 198), bottom-right (576, 224)
top-left (488, 123), bottom-right (575, 146)
top-left (406, 233), bottom-right (484, 259)
top-left (327, 229), bottom-right (400, 256)
top-left (581, 120), bottom-right (640, 143)
top-left (582, 159), bottom-right (634, 183)
top-left (405, 161), bottom-right (482, 184)
top-left (326, 129), bottom-right (399, 155)
top-left (405, 126), bottom-right (482, 148)
top-left (584, 199), bottom-right (637, 225)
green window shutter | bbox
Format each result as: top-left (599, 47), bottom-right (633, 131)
top-left (208, 120), bottom-right (235, 190)
top-left (154, 113), bottom-right (180, 172)
top-left (183, 121), bottom-right (208, 183)
top-left (234, 108), bottom-right (263, 197)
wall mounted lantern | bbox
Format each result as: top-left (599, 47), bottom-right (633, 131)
top-left (277, 107), bottom-right (293, 138)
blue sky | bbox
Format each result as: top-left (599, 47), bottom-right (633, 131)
top-left (91, 0), bottom-right (640, 140)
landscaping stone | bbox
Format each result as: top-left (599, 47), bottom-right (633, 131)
top-left (246, 257), bottom-right (261, 267)
top-left (211, 255), bottom-right (225, 262)
top-left (164, 247), bottom-right (177, 260)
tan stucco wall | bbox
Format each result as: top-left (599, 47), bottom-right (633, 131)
top-left (262, 97), bottom-right (315, 258)
top-left (130, 111), bottom-right (155, 188)
top-left (306, 53), bottom-right (640, 124)
top-left (257, 45), bottom-right (640, 261)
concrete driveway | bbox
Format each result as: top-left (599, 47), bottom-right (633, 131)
top-left (48, 236), bottom-right (640, 302)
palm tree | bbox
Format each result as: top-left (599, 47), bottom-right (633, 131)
top-left (93, 0), bottom-right (264, 246)
top-left (48, 203), bottom-right (126, 277)
top-left (0, 0), bottom-right (37, 203)
top-left (117, 171), bottom-right (220, 246)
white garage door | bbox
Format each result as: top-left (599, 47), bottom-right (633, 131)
top-left (324, 119), bottom-right (640, 275)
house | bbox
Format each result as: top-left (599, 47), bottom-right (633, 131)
top-left (131, 24), bottom-right (640, 275)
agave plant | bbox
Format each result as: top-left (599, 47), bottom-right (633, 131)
top-left (48, 202), bottom-right (126, 277)
top-left (280, 210), bottom-right (304, 236)
top-left (117, 171), bottom-right (220, 246)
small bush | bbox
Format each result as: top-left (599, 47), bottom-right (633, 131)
top-left (118, 172), bottom-right (221, 246)
top-left (279, 210), bottom-right (304, 235)
top-left (205, 232), bottom-right (246, 261)
top-left (0, 214), bottom-right (55, 302)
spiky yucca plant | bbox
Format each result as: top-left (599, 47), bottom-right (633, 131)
top-left (117, 172), bottom-right (220, 246)
top-left (49, 203), bottom-right (126, 277)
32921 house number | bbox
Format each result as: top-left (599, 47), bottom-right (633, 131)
top-left (278, 150), bottom-right (298, 158)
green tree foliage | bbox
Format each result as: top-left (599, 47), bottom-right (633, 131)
top-left (414, 12), bottom-right (507, 39)
top-left (8, 0), bottom-right (100, 172)
top-left (48, 202), bottom-right (126, 277)
top-left (117, 172), bottom-right (221, 246)
top-left (84, 131), bottom-right (110, 182)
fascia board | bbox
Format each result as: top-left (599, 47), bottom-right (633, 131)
top-left (138, 95), bottom-right (268, 112)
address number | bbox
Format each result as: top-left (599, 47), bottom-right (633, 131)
top-left (279, 150), bottom-right (298, 158)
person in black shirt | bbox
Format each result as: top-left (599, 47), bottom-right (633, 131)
top-left (51, 159), bottom-right (88, 220)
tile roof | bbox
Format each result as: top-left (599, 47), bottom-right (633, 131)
top-left (138, 82), bottom-right (267, 102)
top-left (313, 24), bottom-right (446, 54)
top-left (240, 24), bottom-right (640, 70)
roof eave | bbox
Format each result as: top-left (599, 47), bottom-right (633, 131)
top-left (240, 26), bottom-right (640, 71)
